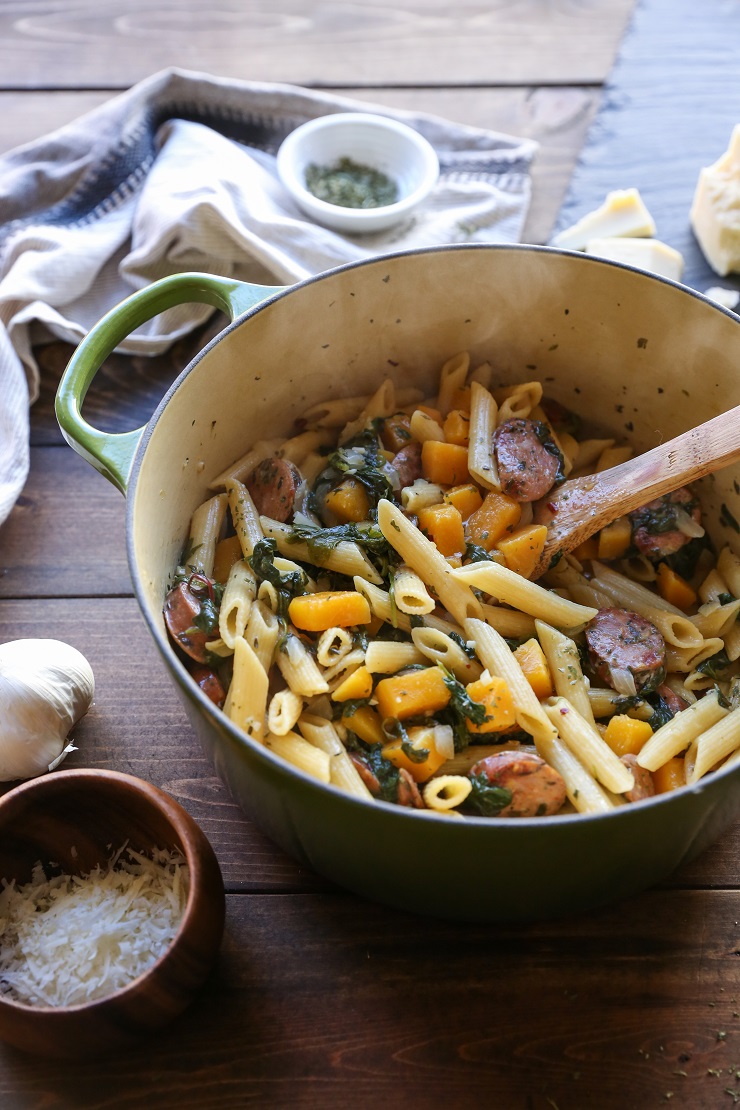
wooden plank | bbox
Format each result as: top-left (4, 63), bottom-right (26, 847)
top-left (0, 447), bottom-right (130, 598)
top-left (0, 887), bottom-right (738, 1108)
top-left (553, 0), bottom-right (740, 296)
top-left (0, 1), bottom-right (635, 89)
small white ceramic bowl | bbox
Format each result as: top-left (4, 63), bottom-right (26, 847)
top-left (276, 112), bottom-right (440, 234)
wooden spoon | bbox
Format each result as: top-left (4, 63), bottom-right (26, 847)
top-left (531, 404), bottom-right (740, 578)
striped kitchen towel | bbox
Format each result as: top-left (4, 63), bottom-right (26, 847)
top-left (0, 67), bottom-right (538, 523)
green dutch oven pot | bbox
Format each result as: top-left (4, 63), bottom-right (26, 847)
top-left (56, 245), bottom-right (740, 922)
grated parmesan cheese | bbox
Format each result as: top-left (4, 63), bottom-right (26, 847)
top-left (0, 846), bottom-right (189, 1007)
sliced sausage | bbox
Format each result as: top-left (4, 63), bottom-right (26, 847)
top-left (390, 441), bottom-right (423, 489)
top-left (380, 413), bottom-right (413, 454)
top-left (163, 580), bottom-right (213, 663)
top-left (492, 418), bottom-right (561, 502)
top-left (585, 608), bottom-right (666, 695)
top-left (469, 750), bottom-right (567, 817)
top-left (246, 457), bottom-right (302, 522)
top-left (397, 768), bottom-right (426, 808)
top-left (349, 752), bottom-right (381, 795)
top-left (540, 397), bottom-right (581, 437)
top-left (620, 754), bottom-right (656, 803)
top-left (190, 665), bottom-right (226, 708)
top-left (655, 682), bottom-right (690, 718)
top-left (348, 753), bottom-right (424, 807)
top-left (629, 487), bottom-right (702, 561)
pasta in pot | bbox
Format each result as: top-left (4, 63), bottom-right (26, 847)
top-left (162, 353), bottom-right (740, 819)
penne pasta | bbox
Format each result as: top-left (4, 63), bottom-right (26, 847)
top-left (423, 775), bottom-right (473, 811)
top-left (265, 730), bottom-right (331, 783)
top-left (543, 697), bottom-right (634, 794)
top-left (411, 625), bottom-right (483, 683)
top-left (276, 632), bottom-right (329, 697)
top-left (218, 559), bottom-right (257, 648)
top-left (467, 381), bottom-right (499, 491)
top-left (686, 706), bottom-right (740, 784)
top-left (261, 516), bottom-right (383, 585)
top-left (392, 564), bottom-right (436, 615)
top-left (225, 636), bottom-right (269, 740)
top-left (536, 620), bottom-right (596, 726)
top-left (493, 380), bottom-right (542, 424)
top-left (436, 351), bottom-right (470, 415)
top-left (636, 690), bottom-right (728, 771)
top-left (464, 618), bottom-right (558, 746)
top-left (409, 410), bottom-right (445, 444)
top-left (298, 714), bottom-right (373, 799)
top-left (455, 561), bottom-right (598, 628)
top-left (225, 478), bottom-right (264, 558)
top-left (267, 689), bottom-right (304, 736)
top-left (188, 493), bottom-right (228, 576)
top-left (378, 499), bottom-right (483, 626)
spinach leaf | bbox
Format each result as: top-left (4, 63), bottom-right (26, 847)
top-left (362, 744), bottom-right (402, 803)
top-left (248, 537), bottom-right (307, 618)
top-left (325, 430), bottom-right (396, 504)
top-left (465, 542), bottom-right (495, 564)
top-left (464, 772), bottom-right (513, 817)
top-left (697, 648), bottom-right (732, 680)
top-left (381, 718), bottom-right (429, 763)
top-left (289, 513), bottom-right (397, 578)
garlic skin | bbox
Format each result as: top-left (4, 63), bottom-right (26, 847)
top-left (0, 639), bottom-right (95, 781)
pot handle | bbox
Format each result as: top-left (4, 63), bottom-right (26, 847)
top-left (55, 271), bottom-right (284, 494)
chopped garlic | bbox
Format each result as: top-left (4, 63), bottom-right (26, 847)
top-left (0, 846), bottom-right (189, 1007)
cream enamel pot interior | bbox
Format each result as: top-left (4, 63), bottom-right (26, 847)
top-left (56, 245), bottom-right (740, 922)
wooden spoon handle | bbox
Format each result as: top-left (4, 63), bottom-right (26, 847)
top-left (534, 402), bottom-right (740, 574)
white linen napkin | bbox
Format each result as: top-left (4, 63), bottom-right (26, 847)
top-left (0, 67), bottom-right (538, 524)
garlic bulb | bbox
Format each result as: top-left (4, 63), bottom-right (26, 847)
top-left (0, 639), bottom-right (95, 781)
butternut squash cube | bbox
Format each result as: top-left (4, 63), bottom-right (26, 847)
top-left (421, 440), bottom-right (471, 486)
top-left (656, 562), bottom-right (697, 610)
top-left (512, 638), bottom-right (554, 699)
top-left (464, 490), bottom-right (521, 551)
top-left (444, 483), bottom-right (484, 520)
top-left (288, 590), bottom-right (372, 632)
top-left (382, 726), bottom-right (450, 783)
top-left (597, 515), bottom-right (632, 561)
top-left (324, 477), bottom-right (371, 523)
top-left (603, 713), bottom-right (654, 757)
top-left (342, 704), bottom-right (385, 746)
top-left (652, 756), bottom-right (686, 794)
top-left (417, 502), bottom-right (465, 557)
top-left (212, 534), bottom-right (244, 584)
top-left (465, 675), bottom-right (517, 733)
top-left (375, 666), bottom-right (451, 721)
top-left (496, 524), bottom-right (548, 579)
top-left (442, 409), bottom-right (471, 446)
top-left (332, 665), bottom-right (374, 703)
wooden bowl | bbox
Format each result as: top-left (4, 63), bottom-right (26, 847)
top-left (0, 769), bottom-right (225, 1058)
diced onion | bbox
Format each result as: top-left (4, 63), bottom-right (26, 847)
top-left (674, 506), bottom-right (705, 539)
top-left (609, 666), bottom-right (637, 697)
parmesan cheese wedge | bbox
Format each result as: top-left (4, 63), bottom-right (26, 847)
top-left (690, 125), bottom-right (740, 277)
top-left (585, 237), bottom-right (685, 282)
top-left (551, 189), bottom-right (657, 251)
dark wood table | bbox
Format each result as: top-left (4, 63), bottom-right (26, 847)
top-left (3, 4), bottom-right (740, 1107)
